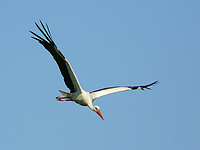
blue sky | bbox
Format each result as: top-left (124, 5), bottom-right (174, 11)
top-left (0, 0), bottom-right (199, 149)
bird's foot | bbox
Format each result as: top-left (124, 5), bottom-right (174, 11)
top-left (56, 96), bottom-right (71, 101)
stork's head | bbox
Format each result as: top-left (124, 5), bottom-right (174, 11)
top-left (93, 106), bottom-right (104, 120)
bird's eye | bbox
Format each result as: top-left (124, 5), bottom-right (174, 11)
top-left (95, 107), bottom-right (98, 110)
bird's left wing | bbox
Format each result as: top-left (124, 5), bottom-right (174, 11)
top-left (30, 21), bottom-right (82, 93)
top-left (90, 80), bottom-right (158, 101)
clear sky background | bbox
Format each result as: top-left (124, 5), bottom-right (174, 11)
top-left (0, 1), bottom-right (199, 150)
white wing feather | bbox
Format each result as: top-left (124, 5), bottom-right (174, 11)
top-left (90, 87), bottom-right (132, 101)
top-left (90, 80), bottom-right (159, 101)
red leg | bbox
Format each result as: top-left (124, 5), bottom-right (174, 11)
top-left (56, 96), bottom-right (71, 101)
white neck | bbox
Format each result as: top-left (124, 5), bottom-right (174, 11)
top-left (87, 103), bottom-right (95, 111)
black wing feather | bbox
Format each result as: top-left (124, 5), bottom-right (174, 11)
top-left (30, 21), bottom-right (76, 93)
top-left (130, 80), bottom-right (159, 90)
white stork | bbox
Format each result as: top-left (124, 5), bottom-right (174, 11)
top-left (30, 21), bottom-right (158, 120)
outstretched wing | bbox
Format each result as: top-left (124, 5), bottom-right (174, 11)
top-left (30, 21), bottom-right (82, 93)
top-left (90, 80), bottom-right (159, 101)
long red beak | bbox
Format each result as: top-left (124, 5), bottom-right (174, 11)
top-left (96, 110), bottom-right (104, 120)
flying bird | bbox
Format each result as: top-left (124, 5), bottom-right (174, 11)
top-left (30, 21), bottom-right (158, 120)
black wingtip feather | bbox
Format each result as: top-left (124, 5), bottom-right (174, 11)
top-left (130, 80), bottom-right (159, 90)
top-left (141, 80), bottom-right (159, 90)
top-left (46, 23), bottom-right (53, 39)
top-left (39, 20), bottom-right (53, 42)
top-left (31, 36), bottom-right (41, 42)
top-left (30, 21), bottom-right (56, 48)
top-left (29, 30), bottom-right (45, 42)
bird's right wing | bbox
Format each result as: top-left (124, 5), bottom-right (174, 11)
top-left (90, 80), bottom-right (159, 101)
top-left (30, 21), bottom-right (82, 93)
